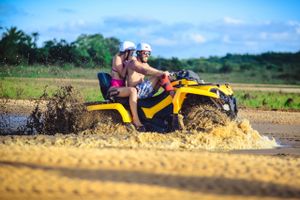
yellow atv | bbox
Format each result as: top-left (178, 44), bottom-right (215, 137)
top-left (86, 70), bottom-right (238, 132)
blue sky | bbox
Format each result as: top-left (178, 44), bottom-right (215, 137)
top-left (1, 0), bottom-right (300, 58)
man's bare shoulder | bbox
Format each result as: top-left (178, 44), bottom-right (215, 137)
top-left (128, 59), bottom-right (141, 67)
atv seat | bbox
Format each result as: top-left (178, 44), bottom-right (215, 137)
top-left (97, 72), bottom-right (130, 107)
top-left (97, 72), bottom-right (112, 100)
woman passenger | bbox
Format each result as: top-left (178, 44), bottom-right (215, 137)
top-left (109, 41), bottom-right (145, 131)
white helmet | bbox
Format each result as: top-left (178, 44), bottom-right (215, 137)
top-left (136, 42), bottom-right (152, 52)
top-left (119, 41), bottom-right (136, 52)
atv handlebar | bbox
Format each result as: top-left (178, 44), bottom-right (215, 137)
top-left (168, 70), bottom-right (204, 83)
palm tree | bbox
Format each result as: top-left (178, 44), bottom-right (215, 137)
top-left (0, 27), bottom-right (35, 65)
top-left (2, 27), bottom-right (27, 44)
top-left (31, 32), bottom-right (39, 48)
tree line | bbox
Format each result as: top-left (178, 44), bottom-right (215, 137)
top-left (0, 27), bottom-right (119, 68)
top-left (1, 27), bottom-right (300, 81)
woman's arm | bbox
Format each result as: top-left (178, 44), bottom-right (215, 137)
top-left (112, 56), bottom-right (124, 77)
top-left (120, 62), bottom-right (128, 78)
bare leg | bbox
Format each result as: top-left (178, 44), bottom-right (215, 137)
top-left (112, 87), bottom-right (143, 127)
top-left (148, 76), bottom-right (160, 88)
top-left (128, 87), bottom-right (143, 127)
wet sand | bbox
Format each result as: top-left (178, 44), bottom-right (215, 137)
top-left (0, 145), bottom-right (300, 200)
top-left (236, 109), bottom-right (300, 156)
top-left (0, 100), bottom-right (300, 199)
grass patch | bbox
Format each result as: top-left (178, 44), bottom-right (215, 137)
top-left (202, 71), bottom-right (300, 84)
top-left (0, 64), bottom-right (109, 79)
top-left (235, 90), bottom-right (300, 110)
top-left (1, 65), bottom-right (300, 84)
top-left (0, 77), bottom-right (103, 101)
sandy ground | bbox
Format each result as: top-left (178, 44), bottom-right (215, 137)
top-left (0, 100), bottom-right (300, 200)
top-left (1, 146), bottom-right (300, 200)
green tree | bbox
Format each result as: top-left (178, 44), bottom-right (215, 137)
top-left (73, 34), bottom-right (119, 68)
top-left (37, 39), bottom-right (77, 65)
top-left (219, 62), bottom-right (233, 73)
top-left (0, 27), bottom-right (35, 65)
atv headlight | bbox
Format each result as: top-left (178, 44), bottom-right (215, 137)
top-left (223, 104), bottom-right (230, 111)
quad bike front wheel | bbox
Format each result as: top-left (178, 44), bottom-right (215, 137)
top-left (181, 104), bottom-right (230, 132)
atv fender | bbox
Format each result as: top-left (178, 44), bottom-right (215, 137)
top-left (86, 103), bottom-right (132, 123)
top-left (173, 87), bottom-right (219, 114)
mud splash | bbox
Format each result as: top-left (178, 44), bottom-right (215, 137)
top-left (25, 85), bottom-right (98, 134)
top-left (0, 118), bottom-right (278, 151)
top-left (84, 118), bottom-right (278, 150)
top-left (0, 85), bottom-right (278, 150)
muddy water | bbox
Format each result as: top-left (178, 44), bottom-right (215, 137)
top-left (0, 114), bottom-right (28, 134)
top-left (0, 114), bottom-right (279, 151)
top-left (0, 85), bottom-right (297, 152)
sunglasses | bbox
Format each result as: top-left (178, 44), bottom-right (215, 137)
top-left (141, 51), bottom-right (151, 56)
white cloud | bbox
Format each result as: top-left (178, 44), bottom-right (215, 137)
top-left (259, 32), bottom-right (267, 40)
top-left (58, 8), bottom-right (77, 14)
top-left (189, 33), bottom-right (206, 43)
top-left (260, 32), bottom-right (290, 41)
top-left (287, 20), bottom-right (300, 34)
top-left (244, 41), bottom-right (257, 47)
top-left (223, 16), bottom-right (244, 25)
top-left (70, 19), bottom-right (86, 27)
top-left (271, 32), bottom-right (290, 40)
top-left (36, 16), bottom-right (300, 58)
top-left (135, 27), bottom-right (156, 38)
top-left (151, 37), bottom-right (176, 46)
top-left (50, 19), bottom-right (87, 32)
top-left (222, 35), bottom-right (231, 43)
top-left (288, 20), bottom-right (300, 26)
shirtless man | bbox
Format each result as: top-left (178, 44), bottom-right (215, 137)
top-left (126, 42), bottom-right (174, 99)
